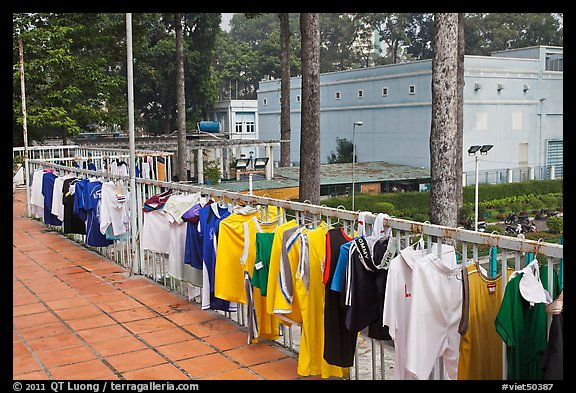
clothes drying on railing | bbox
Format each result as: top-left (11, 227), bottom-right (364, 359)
top-left (62, 178), bottom-right (86, 235)
top-left (212, 206), bottom-right (282, 342)
top-left (457, 262), bottom-right (514, 380)
top-left (141, 191), bottom-right (203, 281)
top-left (41, 170), bottom-right (62, 226)
top-left (99, 180), bottom-right (130, 241)
top-left (495, 259), bottom-right (561, 380)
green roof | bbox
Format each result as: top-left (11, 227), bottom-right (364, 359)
top-left (213, 161), bottom-right (430, 192)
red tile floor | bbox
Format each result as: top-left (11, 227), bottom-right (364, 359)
top-left (12, 188), bottom-right (315, 380)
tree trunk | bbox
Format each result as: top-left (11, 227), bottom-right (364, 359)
top-left (299, 13), bottom-right (321, 205)
top-left (279, 13), bottom-right (291, 167)
top-left (429, 13), bottom-right (459, 227)
top-left (175, 13), bottom-right (187, 181)
top-left (455, 13), bottom-right (465, 222)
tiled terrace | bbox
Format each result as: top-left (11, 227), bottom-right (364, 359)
top-left (12, 188), bottom-right (312, 380)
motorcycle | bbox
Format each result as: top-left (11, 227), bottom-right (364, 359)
top-left (463, 218), bottom-right (486, 232)
top-left (505, 221), bottom-right (536, 236)
top-left (505, 223), bottom-right (522, 236)
top-left (521, 221), bottom-right (537, 233)
top-left (535, 209), bottom-right (558, 220)
top-left (504, 212), bottom-right (518, 225)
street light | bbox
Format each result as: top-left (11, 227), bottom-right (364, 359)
top-left (468, 144), bottom-right (493, 231)
top-left (352, 121), bottom-right (363, 211)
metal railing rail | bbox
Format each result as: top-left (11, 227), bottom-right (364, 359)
top-left (24, 158), bottom-right (563, 381)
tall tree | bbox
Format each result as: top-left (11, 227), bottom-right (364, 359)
top-left (279, 13), bottom-right (291, 167)
top-left (456, 13), bottom-right (465, 221)
top-left (429, 13), bottom-right (460, 227)
top-left (299, 13), bottom-right (321, 205)
top-left (464, 13), bottom-right (562, 55)
top-left (12, 13), bottom-right (125, 146)
top-left (175, 13), bottom-right (187, 180)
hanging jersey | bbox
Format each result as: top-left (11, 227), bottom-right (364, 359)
top-left (343, 235), bottom-right (391, 340)
top-left (42, 171), bottom-right (62, 226)
top-left (382, 244), bottom-right (427, 380)
top-left (329, 241), bottom-right (353, 293)
top-left (241, 216), bottom-right (281, 342)
top-left (268, 224), bottom-right (306, 324)
top-left (541, 313), bottom-right (563, 380)
top-left (323, 227), bottom-right (358, 368)
top-left (30, 170), bottom-right (46, 219)
top-left (62, 178), bottom-right (86, 235)
top-left (458, 263), bottom-right (513, 380)
top-left (494, 264), bottom-right (560, 380)
top-left (215, 207), bottom-right (281, 304)
top-left (85, 180), bottom-right (113, 247)
top-left (198, 203), bottom-right (234, 312)
top-left (251, 232), bottom-right (275, 296)
top-left (405, 246), bottom-right (462, 380)
top-left (73, 178), bottom-right (88, 222)
top-left (141, 209), bottom-right (171, 255)
top-left (295, 224), bottom-right (348, 379)
top-left (215, 212), bottom-right (263, 304)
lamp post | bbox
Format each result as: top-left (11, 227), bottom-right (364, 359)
top-left (352, 121), bottom-right (363, 211)
top-left (468, 144), bottom-right (493, 231)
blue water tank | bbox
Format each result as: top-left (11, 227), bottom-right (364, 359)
top-left (198, 121), bottom-right (220, 133)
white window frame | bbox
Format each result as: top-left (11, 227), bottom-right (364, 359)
top-left (409, 85), bottom-right (416, 95)
top-left (382, 87), bottom-right (389, 97)
top-left (335, 91), bottom-right (341, 100)
top-left (357, 90), bottom-right (364, 98)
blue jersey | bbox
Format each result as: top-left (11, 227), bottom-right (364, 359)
top-left (330, 240), bottom-right (353, 292)
top-left (199, 204), bottom-right (232, 311)
top-left (41, 172), bottom-right (62, 226)
top-left (184, 207), bottom-right (203, 269)
top-left (85, 180), bottom-right (112, 247)
top-left (73, 178), bottom-right (88, 222)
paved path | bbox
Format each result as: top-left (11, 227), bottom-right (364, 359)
top-left (12, 188), bottom-right (315, 380)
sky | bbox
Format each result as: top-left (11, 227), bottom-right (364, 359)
top-left (220, 13), bottom-right (234, 32)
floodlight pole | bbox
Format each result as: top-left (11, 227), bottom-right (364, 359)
top-left (474, 153), bottom-right (479, 231)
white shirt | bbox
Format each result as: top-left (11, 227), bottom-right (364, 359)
top-left (99, 181), bottom-right (130, 236)
top-left (51, 174), bottom-right (75, 222)
top-left (30, 170), bottom-right (46, 219)
top-left (163, 193), bottom-right (203, 225)
top-left (381, 242), bottom-right (428, 380)
top-left (141, 209), bottom-right (171, 255)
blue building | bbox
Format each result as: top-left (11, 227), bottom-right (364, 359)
top-left (257, 45), bottom-right (563, 183)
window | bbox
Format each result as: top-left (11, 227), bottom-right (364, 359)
top-left (409, 85), bottom-right (416, 95)
top-left (235, 122), bottom-right (243, 133)
top-left (545, 53), bottom-right (563, 72)
top-left (512, 113), bottom-right (523, 130)
top-left (357, 90), bottom-right (364, 98)
top-left (335, 91), bottom-right (341, 100)
top-left (245, 121), bottom-right (255, 133)
top-left (476, 112), bottom-right (488, 131)
top-left (296, 95), bottom-right (301, 103)
top-left (263, 98), bottom-right (268, 106)
top-left (382, 87), bottom-right (388, 96)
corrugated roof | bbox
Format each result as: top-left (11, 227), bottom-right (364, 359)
top-left (213, 161), bottom-right (430, 192)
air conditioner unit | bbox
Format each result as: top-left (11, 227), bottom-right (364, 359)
top-left (497, 83), bottom-right (505, 91)
top-left (474, 82), bottom-right (482, 91)
top-left (523, 84), bottom-right (530, 92)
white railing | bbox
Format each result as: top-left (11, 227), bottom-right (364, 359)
top-left (24, 157), bottom-right (563, 381)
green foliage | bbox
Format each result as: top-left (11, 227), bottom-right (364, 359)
top-left (327, 137), bottom-right (354, 164)
top-left (204, 160), bottom-right (222, 184)
top-left (486, 224), bottom-right (503, 235)
top-left (203, 159), bottom-right (222, 185)
top-left (546, 216), bottom-right (563, 234)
